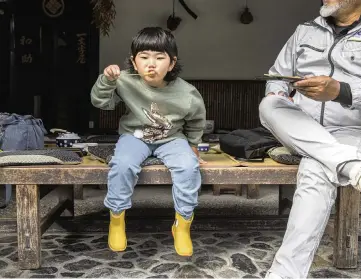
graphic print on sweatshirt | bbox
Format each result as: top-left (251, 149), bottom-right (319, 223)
top-left (142, 102), bottom-right (173, 143)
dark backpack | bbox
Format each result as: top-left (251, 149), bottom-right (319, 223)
top-left (219, 127), bottom-right (280, 161)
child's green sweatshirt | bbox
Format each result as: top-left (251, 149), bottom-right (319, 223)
top-left (91, 71), bottom-right (206, 145)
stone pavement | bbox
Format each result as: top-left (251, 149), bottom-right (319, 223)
top-left (0, 231), bottom-right (360, 278)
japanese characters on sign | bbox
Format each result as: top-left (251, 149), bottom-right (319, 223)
top-left (76, 33), bottom-right (87, 64)
top-left (19, 35), bottom-right (33, 64)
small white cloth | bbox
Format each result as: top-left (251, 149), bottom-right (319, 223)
top-left (133, 129), bottom-right (144, 139)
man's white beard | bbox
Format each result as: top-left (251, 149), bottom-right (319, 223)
top-left (320, 3), bottom-right (342, 17)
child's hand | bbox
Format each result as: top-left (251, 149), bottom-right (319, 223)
top-left (104, 65), bottom-right (121, 81)
top-left (191, 146), bottom-right (207, 165)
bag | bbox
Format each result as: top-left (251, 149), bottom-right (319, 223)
top-left (0, 113), bottom-right (47, 208)
top-left (219, 127), bottom-right (280, 161)
top-left (0, 113), bottom-right (47, 151)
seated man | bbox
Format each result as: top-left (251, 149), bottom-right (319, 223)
top-left (259, 0), bottom-right (361, 278)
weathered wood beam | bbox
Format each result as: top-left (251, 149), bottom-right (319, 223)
top-left (0, 166), bottom-right (298, 185)
top-left (16, 184), bottom-right (41, 269)
top-left (333, 187), bottom-right (360, 269)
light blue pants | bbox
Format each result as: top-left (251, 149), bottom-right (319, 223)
top-left (104, 134), bottom-right (201, 220)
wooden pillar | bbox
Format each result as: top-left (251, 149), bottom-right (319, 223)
top-left (16, 184), bottom-right (41, 269)
top-left (246, 184), bottom-right (260, 199)
top-left (333, 186), bottom-right (360, 268)
top-left (73, 184), bottom-right (83, 200)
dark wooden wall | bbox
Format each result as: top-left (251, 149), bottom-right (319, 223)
top-left (0, 0), bottom-right (11, 112)
top-left (96, 80), bottom-right (266, 132)
top-left (1, 0), bottom-right (99, 133)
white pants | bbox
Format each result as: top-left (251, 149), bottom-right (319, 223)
top-left (259, 96), bottom-right (361, 279)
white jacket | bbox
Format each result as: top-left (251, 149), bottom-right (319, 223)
top-left (266, 16), bottom-right (361, 127)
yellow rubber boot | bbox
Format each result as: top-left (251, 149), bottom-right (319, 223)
top-left (108, 211), bottom-right (127, 252)
top-left (172, 212), bottom-right (193, 256)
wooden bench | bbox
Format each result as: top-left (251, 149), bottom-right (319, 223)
top-left (0, 163), bottom-right (359, 270)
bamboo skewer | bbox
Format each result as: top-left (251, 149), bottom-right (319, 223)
top-left (127, 72), bottom-right (154, 76)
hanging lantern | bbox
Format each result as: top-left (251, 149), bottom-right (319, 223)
top-left (240, 0), bottom-right (253, 24)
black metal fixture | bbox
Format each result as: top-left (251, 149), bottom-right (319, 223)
top-left (240, 0), bottom-right (253, 24)
top-left (167, 0), bottom-right (197, 31)
top-left (167, 0), bottom-right (182, 31)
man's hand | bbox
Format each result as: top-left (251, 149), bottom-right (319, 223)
top-left (293, 75), bottom-right (340, 102)
top-left (104, 65), bottom-right (121, 81)
top-left (191, 146), bottom-right (207, 164)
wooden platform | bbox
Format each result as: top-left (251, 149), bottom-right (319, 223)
top-left (0, 156), bottom-right (359, 270)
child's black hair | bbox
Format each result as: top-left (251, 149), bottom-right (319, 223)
top-left (125, 27), bottom-right (182, 81)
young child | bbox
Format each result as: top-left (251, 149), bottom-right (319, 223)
top-left (91, 27), bottom-right (206, 256)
